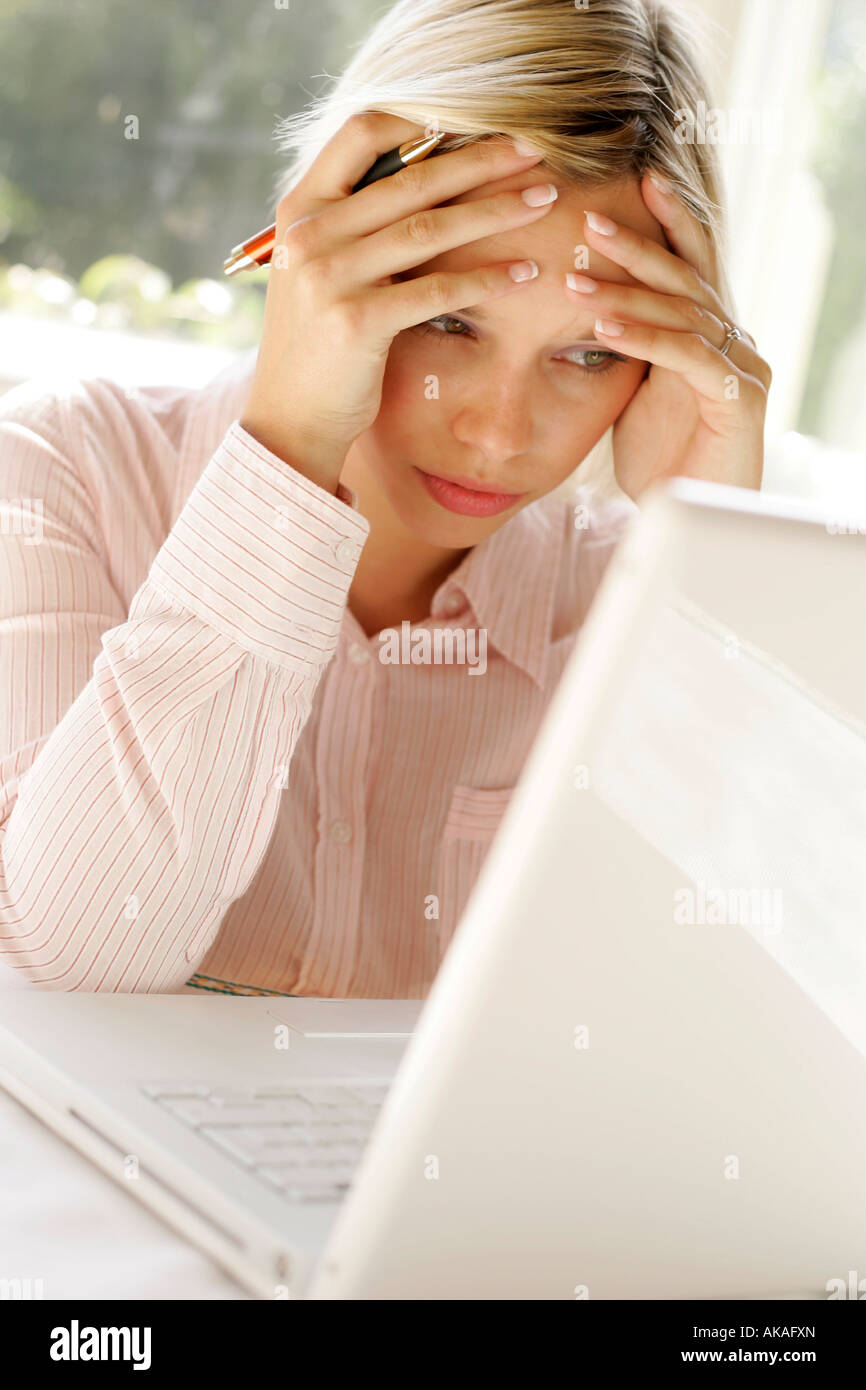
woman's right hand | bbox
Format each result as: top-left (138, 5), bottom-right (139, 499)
top-left (239, 111), bottom-right (557, 494)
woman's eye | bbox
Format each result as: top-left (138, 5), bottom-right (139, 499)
top-left (413, 318), bottom-right (625, 374)
top-left (415, 315), bottom-right (471, 337)
top-left (557, 347), bottom-right (625, 373)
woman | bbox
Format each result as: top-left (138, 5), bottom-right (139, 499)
top-left (0, 0), bottom-right (771, 996)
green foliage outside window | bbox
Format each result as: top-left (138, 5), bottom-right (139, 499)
top-left (0, 0), bottom-right (385, 346)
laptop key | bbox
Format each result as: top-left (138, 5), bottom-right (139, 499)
top-left (249, 1138), bottom-right (328, 1166)
top-left (294, 1085), bottom-right (357, 1105)
top-left (208, 1123), bottom-right (334, 1160)
top-left (289, 1188), bottom-right (349, 1205)
top-left (158, 1097), bottom-right (313, 1127)
top-left (313, 1105), bottom-right (377, 1126)
top-left (242, 1124), bottom-right (317, 1148)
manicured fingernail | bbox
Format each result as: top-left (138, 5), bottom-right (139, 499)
top-left (566, 272), bottom-right (597, 293)
top-left (649, 173), bottom-right (671, 193)
top-left (595, 317), bottom-right (624, 336)
top-left (508, 260), bottom-right (539, 282)
top-left (512, 136), bottom-right (542, 158)
top-left (522, 183), bottom-right (558, 207)
top-left (584, 209), bottom-right (617, 236)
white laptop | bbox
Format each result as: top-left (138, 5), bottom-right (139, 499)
top-left (1, 476), bottom-right (865, 1301)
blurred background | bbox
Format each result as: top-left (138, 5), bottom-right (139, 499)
top-left (0, 0), bottom-right (864, 505)
top-left (0, 0), bottom-right (384, 385)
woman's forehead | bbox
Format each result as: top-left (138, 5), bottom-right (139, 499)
top-left (446, 166), bottom-right (666, 240)
top-left (423, 169), bottom-right (668, 288)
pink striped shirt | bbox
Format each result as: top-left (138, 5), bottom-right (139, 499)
top-left (0, 349), bottom-right (635, 997)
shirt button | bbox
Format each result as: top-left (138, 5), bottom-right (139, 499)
top-left (444, 590), bottom-right (465, 615)
top-left (348, 643), bottom-right (370, 665)
top-left (329, 819), bottom-right (352, 844)
top-left (334, 538), bottom-right (357, 564)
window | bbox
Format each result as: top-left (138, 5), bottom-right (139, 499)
top-left (0, 0), bottom-right (384, 387)
top-left (686, 0), bottom-right (866, 504)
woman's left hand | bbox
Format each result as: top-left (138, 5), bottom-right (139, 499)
top-left (565, 174), bottom-right (772, 503)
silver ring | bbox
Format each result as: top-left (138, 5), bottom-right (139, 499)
top-left (719, 322), bottom-right (742, 357)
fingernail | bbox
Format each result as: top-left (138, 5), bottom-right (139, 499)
top-left (566, 272), bottom-right (597, 293)
top-left (512, 137), bottom-right (542, 158)
top-left (508, 260), bottom-right (539, 282)
top-left (649, 173), bottom-right (671, 193)
top-left (584, 209), bottom-right (617, 236)
top-left (521, 183), bottom-right (558, 207)
top-left (595, 317), bottom-right (624, 336)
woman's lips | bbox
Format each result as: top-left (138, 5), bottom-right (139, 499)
top-left (414, 467), bottom-right (527, 517)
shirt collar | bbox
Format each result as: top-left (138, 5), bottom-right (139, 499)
top-left (429, 496), bottom-right (565, 691)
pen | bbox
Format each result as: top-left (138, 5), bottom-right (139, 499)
top-left (223, 130), bottom-right (448, 277)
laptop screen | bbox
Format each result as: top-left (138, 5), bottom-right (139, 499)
top-left (589, 596), bottom-right (866, 1059)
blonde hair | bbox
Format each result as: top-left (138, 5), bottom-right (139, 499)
top-left (272, 0), bottom-right (734, 501)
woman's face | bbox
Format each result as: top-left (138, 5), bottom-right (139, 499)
top-left (346, 163), bottom-right (669, 548)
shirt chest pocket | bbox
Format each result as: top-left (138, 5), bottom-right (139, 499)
top-left (435, 783), bottom-right (515, 956)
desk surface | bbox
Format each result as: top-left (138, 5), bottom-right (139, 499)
top-left (0, 1086), bottom-right (249, 1300)
top-left (0, 968), bottom-right (248, 1300)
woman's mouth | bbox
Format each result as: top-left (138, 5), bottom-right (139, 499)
top-left (414, 467), bottom-right (527, 517)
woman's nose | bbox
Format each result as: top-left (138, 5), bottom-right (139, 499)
top-left (449, 371), bottom-right (534, 464)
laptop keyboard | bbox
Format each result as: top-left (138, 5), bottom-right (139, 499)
top-left (140, 1080), bottom-right (390, 1205)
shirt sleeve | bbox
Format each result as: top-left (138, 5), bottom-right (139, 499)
top-left (0, 389), bottom-right (369, 993)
